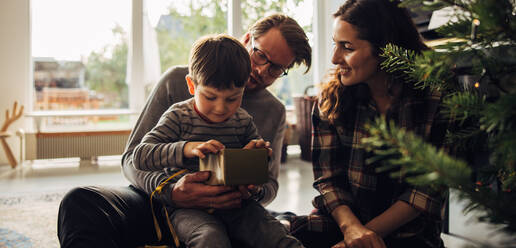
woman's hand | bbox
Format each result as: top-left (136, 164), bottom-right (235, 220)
top-left (336, 224), bottom-right (386, 248)
top-left (184, 139), bottom-right (225, 158)
top-left (332, 240), bottom-right (347, 248)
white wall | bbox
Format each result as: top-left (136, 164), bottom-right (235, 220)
top-left (0, 0), bottom-right (31, 166)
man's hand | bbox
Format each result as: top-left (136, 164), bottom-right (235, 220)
top-left (171, 171), bottom-right (243, 209)
top-left (184, 140), bottom-right (225, 159)
top-left (243, 139), bottom-right (272, 156)
top-left (335, 224), bottom-right (386, 248)
top-left (237, 184), bottom-right (263, 200)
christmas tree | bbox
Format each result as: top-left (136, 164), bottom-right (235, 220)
top-left (362, 0), bottom-right (516, 239)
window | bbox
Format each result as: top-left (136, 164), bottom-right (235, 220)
top-left (148, 0), bottom-right (228, 72)
top-left (31, 0), bottom-right (131, 131)
top-left (30, 0), bottom-right (317, 131)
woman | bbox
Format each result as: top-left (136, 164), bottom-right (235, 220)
top-left (285, 0), bottom-right (447, 247)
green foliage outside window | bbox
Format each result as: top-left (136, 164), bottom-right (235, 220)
top-left (84, 25), bottom-right (129, 109)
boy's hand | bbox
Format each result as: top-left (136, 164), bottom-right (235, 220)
top-left (243, 139), bottom-right (272, 156)
top-left (184, 139), bottom-right (225, 158)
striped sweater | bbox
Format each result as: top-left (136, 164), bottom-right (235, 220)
top-left (132, 98), bottom-right (261, 171)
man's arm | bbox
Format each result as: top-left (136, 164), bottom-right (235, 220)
top-left (122, 66), bottom-right (190, 204)
top-left (259, 112), bottom-right (284, 205)
top-left (241, 91), bottom-right (285, 206)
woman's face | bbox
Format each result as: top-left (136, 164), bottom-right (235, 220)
top-left (331, 19), bottom-right (380, 87)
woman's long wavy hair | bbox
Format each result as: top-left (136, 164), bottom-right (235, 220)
top-left (319, 0), bottom-right (428, 123)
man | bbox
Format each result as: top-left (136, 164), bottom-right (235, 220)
top-left (58, 14), bottom-right (311, 247)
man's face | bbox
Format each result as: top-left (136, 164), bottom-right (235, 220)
top-left (241, 28), bottom-right (295, 93)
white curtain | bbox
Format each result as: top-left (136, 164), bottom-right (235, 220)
top-left (127, 0), bottom-right (161, 112)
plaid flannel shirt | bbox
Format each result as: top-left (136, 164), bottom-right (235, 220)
top-left (310, 83), bottom-right (448, 246)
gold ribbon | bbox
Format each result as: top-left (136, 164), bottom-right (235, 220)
top-left (150, 169), bottom-right (187, 248)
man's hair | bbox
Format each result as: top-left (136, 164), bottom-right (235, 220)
top-left (249, 14), bottom-right (311, 73)
top-left (189, 34), bottom-right (251, 89)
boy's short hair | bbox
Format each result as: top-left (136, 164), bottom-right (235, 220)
top-left (188, 34), bottom-right (251, 89)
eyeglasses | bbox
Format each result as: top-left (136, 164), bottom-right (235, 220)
top-left (250, 37), bottom-right (289, 78)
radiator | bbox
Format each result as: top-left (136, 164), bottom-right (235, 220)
top-left (25, 130), bottom-right (131, 160)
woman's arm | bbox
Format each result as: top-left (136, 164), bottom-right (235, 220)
top-left (331, 205), bottom-right (386, 248)
top-left (330, 200), bottom-right (420, 248)
top-left (365, 200), bottom-right (420, 238)
top-left (311, 105), bottom-right (354, 214)
top-left (311, 104), bottom-right (384, 247)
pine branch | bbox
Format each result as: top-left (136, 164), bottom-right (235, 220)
top-left (380, 0), bottom-right (516, 236)
top-left (442, 92), bottom-right (485, 124)
top-left (363, 118), bottom-right (472, 189)
top-left (387, 40), bottom-right (516, 97)
top-left (483, 96), bottom-right (516, 191)
top-left (362, 118), bottom-right (516, 233)
top-left (425, 0), bottom-right (516, 43)
top-left (380, 44), bottom-right (418, 83)
top-left (445, 125), bottom-right (485, 152)
top-left (480, 95), bottom-right (516, 133)
top-left (436, 17), bottom-right (473, 39)
top-left (396, 0), bottom-right (467, 11)
top-left (380, 44), bottom-right (456, 92)
top-left (439, 0), bottom-right (470, 10)
top-left (470, 0), bottom-right (516, 42)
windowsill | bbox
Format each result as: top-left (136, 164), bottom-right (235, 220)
top-left (25, 109), bottom-right (138, 133)
top-left (26, 109), bottom-right (137, 117)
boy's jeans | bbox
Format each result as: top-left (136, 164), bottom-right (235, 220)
top-left (169, 200), bottom-right (304, 248)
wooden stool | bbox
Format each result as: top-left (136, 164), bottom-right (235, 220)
top-left (0, 131), bottom-right (17, 168)
top-left (1, 101), bottom-right (24, 168)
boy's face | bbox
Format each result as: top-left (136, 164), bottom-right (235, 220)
top-left (193, 84), bottom-right (245, 123)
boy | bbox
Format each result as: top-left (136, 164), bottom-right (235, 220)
top-left (132, 34), bottom-right (304, 248)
